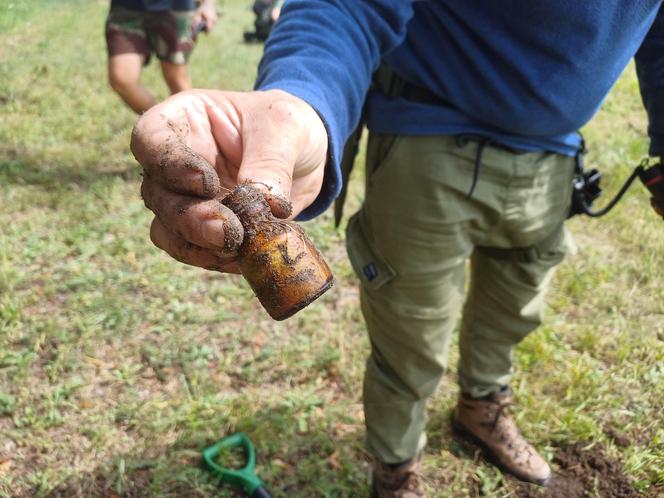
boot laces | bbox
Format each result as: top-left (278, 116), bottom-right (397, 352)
top-left (488, 399), bottom-right (536, 463)
top-left (490, 398), bottom-right (514, 430)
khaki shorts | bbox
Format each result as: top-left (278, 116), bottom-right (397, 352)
top-left (105, 6), bottom-right (197, 65)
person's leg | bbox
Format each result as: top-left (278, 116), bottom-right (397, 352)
top-left (108, 53), bottom-right (156, 113)
top-left (457, 228), bottom-right (568, 397)
top-left (453, 147), bottom-right (576, 485)
top-left (347, 135), bottom-right (479, 465)
top-left (457, 149), bottom-right (575, 397)
top-left (159, 60), bottom-right (192, 93)
top-left (452, 231), bottom-right (566, 486)
top-left (105, 6), bottom-right (155, 113)
top-left (360, 254), bottom-right (465, 464)
top-left (149, 10), bottom-right (197, 94)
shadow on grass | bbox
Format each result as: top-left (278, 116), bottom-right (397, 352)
top-left (0, 147), bottom-right (140, 190)
top-left (40, 402), bottom-right (368, 498)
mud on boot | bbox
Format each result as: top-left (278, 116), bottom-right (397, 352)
top-left (371, 454), bottom-right (426, 498)
top-left (452, 388), bottom-right (551, 486)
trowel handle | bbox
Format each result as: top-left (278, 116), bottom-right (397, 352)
top-left (202, 433), bottom-right (264, 494)
top-left (252, 486), bottom-right (273, 498)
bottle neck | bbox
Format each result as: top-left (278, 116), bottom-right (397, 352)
top-left (222, 184), bottom-right (272, 230)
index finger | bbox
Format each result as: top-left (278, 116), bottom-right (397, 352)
top-left (131, 103), bottom-right (222, 199)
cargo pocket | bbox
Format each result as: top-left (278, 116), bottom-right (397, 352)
top-left (519, 223), bottom-right (569, 287)
top-left (476, 222), bottom-right (570, 287)
top-left (366, 133), bottom-right (401, 187)
top-left (533, 222), bottom-right (568, 263)
top-left (345, 210), bottom-right (396, 290)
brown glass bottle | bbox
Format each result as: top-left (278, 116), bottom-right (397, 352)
top-left (222, 183), bottom-right (334, 320)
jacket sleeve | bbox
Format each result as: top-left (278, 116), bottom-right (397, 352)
top-left (635, 5), bottom-right (664, 157)
top-left (255, 0), bottom-right (414, 220)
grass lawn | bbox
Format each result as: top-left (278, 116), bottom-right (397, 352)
top-left (0, 1), bottom-right (663, 496)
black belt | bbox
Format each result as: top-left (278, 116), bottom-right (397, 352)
top-left (374, 66), bottom-right (528, 153)
top-left (372, 65), bottom-right (533, 198)
top-left (373, 65), bottom-right (449, 107)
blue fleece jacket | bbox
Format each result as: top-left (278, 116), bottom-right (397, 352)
top-left (255, 0), bottom-right (664, 220)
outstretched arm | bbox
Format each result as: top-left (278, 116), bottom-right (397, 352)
top-left (131, 1), bottom-right (413, 274)
top-left (256, 0), bottom-right (414, 219)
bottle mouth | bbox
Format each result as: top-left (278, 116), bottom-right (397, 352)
top-left (222, 183), bottom-right (270, 219)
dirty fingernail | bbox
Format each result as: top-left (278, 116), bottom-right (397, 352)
top-left (222, 217), bottom-right (244, 253)
top-left (200, 219), bottom-right (227, 249)
top-left (265, 192), bottom-right (293, 219)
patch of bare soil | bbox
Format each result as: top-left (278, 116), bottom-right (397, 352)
top-left (513, 442), bottom-right (640, 498)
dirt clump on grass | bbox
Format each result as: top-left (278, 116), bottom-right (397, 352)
top-left (513, 441), bottom-right (639, 498)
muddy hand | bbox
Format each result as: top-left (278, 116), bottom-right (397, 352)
top-left (130, 89), bottom-right (328, 273)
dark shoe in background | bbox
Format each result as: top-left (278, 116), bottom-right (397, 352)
top-left (244, 0), bottom-right (282, 42)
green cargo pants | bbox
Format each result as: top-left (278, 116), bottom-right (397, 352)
top-left (345, 134), bottom-right (575, 464)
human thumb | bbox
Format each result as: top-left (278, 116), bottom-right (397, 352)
top-left (236, 91), bottom-right (327, 218)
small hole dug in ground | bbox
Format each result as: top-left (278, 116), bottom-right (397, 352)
top-left (512, 442), bottom-right (646, 498)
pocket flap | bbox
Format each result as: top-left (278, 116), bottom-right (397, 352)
top-left (345, 211), bottom-right (396, 290)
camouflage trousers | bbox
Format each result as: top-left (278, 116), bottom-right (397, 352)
top-left (105, 6), bottom-right (197, 65)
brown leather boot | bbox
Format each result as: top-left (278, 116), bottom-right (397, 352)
top-left (371, 454), bottom-right (426, 498)
top-left (453, 389), bottom-right (551, 486)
